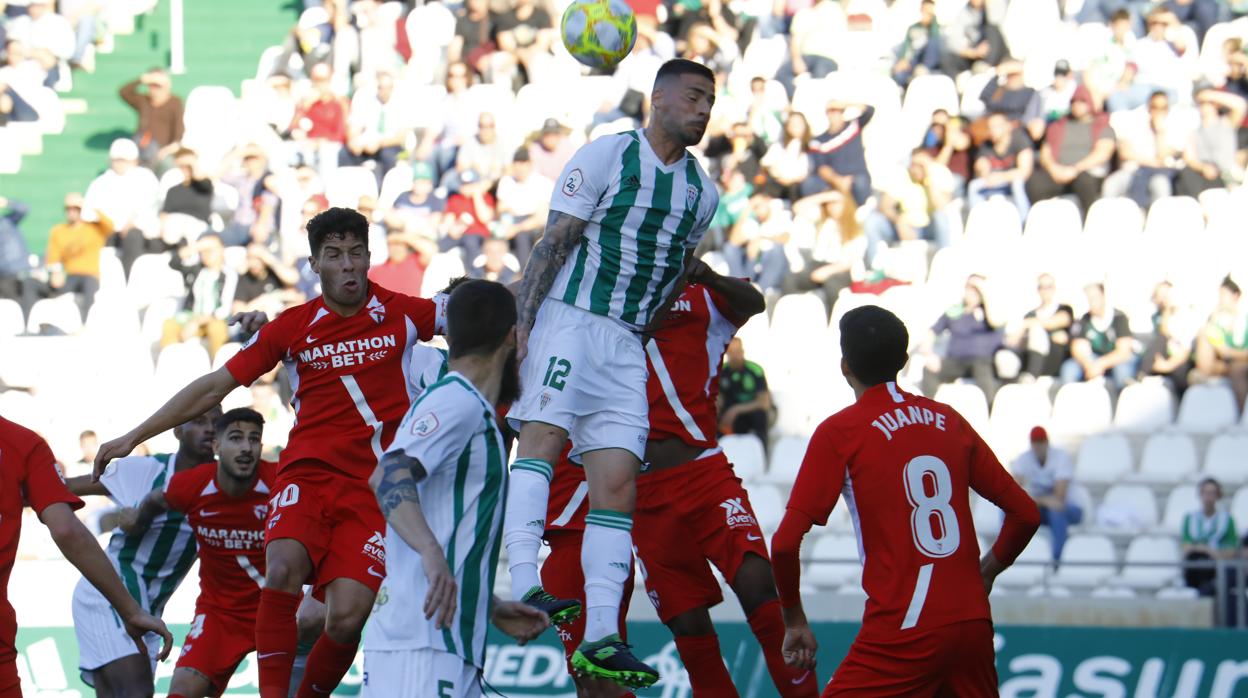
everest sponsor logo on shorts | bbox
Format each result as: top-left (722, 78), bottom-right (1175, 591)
top-left (719, 498), bottom-right (757, 530)
top-left (410, 412), bottom-right (440, 437)
top-left (364, 531), bottom-right (386, 563)
top-left (196, 525), bottom-right (265, 551)
top-left (297, 334), bottom-right (398, 369)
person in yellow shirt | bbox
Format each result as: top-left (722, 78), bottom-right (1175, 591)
top-left (40, 192), bottom-right (113, 319)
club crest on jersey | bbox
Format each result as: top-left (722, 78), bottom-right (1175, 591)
top-left (254, 504), bottom-right (269, 520)
top-left (563, 168), bottom-right (584, 196)
top-left (686, 185), bottom-right (699, 209)
top-left (540, 392), bottom-right (552, 410)
top-left (367, 296), bottom-right (386, 324)
top-left (720, 498), bottom-right (757, 529)
top-left (410, 412), bottom-right (440, 437)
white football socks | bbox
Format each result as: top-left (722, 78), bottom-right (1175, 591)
top-left (503, 458), bottom-right (553, 601)
top-left (582, 509), bottom-right (634, 642)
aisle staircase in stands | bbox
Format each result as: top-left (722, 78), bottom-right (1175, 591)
top-left (0, 0), bottom-right (299, 251)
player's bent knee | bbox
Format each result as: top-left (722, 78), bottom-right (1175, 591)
top-left (168, 667), bottom-right (214, 698)
top-left (264, 540), bottom-right (312, 592)
top-left (667, 607), bottom-right (716, 637)
top-left (732, 553), bottom-right (779, 614)
top-left (323, 579), bottom-right (374, 641)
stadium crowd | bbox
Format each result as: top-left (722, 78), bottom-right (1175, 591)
top-left (4, 0), bottom-right (1248, 609)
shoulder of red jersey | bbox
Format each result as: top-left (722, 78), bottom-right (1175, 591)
top-left (368, 283), bottom-right (444, 335)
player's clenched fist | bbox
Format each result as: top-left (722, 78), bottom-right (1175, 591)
top-left (490, 600), bottom-right (550, 645)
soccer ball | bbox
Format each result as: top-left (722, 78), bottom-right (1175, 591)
top-left (560, 0), bottom-right (637, 70)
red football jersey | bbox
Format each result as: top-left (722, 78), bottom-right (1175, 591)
top-left (545, 445), bottom-right (586, 534)
top-left (645, 283), bottom-right (744, 449)
top-left (163, 461), bottom-right (278, 617)
top-left (785, 382), bottom-right (1036, 640)
top-left (226, 284), bottom-right (442, 478)
top-left (0, 417), bottom-right (82, 663)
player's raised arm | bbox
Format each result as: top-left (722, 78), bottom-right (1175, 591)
top-left (369, 451), bottom-right (457, 629)
top-left (688, 259), bottom-right (767, 323)
top-left (40, 502), bottom-right (174, 660)
top-left (966, 423), bottom-right (1041, 592)
top-left (94, 366), bottom-right (239, 480)
top-left (514, 211), bottom-right (589, 361)
top-left (117, 488), bottom-right (171, 536)
top-left (65, 474), bottom-right (109, 497)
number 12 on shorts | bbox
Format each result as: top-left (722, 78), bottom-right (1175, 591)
top-left (901, 455), bottom-right (960, 630)
top-left (543, 356), bottom-right (572, 391)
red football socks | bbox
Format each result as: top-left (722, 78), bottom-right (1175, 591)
top-left (255, 588), bottom-right (302, 698)
top-left (295, 633), bottom-right (360, 697)
top-left (674, 633), bottom-right (739, 696)
top-left (749, 599), bottom-right (819, 697)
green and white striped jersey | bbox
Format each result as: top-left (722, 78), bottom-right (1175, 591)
top-left (99, 452), bottom-right (198, 615)
top-left (549, 129), bottom-right (719, 329)
top-left (364, 372), bottom-right (507, 668)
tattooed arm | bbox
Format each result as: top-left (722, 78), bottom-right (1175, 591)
top-left (369, 451), bottom-right (457, 628)
top-left (514, 211), bottom-right (589, 362)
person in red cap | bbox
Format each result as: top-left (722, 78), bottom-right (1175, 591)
top-left (1010, 426), bottom-right (1082, 561)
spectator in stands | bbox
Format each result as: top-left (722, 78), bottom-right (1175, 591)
top-left (367, 228), bottom-right (433, 299)
top-left (277, 5), bottom-right (335, 78)
top-left (718, 337), bottom-right (772, 448)
top-left (341, 70), bottom-right (407, 179)
top-left (1062, 282), bottom-right (1138, 389)
top-left (494, 0), bottom-right (555, 85)
top-left (455, 112), bottom-right (510, 189)
top-left (1076, 0), bottom-right (1148, 35)
top-left (1083, 9), bottom-right (1136, 111)
top-left (744, 77), bottom-right (782, 145)
top-left (967, 111), bottom-right (1033, 222)
top-left (920, 274), bottom-right (1003, 404)
top-left (724, 193), bottom-right (789, 293)
top-left (1162, 0), bottom-right (1225, 45)
top-left (443, 169), bottom-right (494, 259)
top-left (73, 429), bottom-right (98, 478)
top-left (940, 0), bottom-right (1005, 76)
top-left (779, 0), bottom-right (843, 94)
top-left (471, 236), bottom-right (518, 284)
top-left (1181, 477), bottom-right (1238, 596)
top-left (1026, 85), bottom-right (1116, 217)
top-left (87, 138), bottom-right (160, 278)
top-left (1012, 426), bottom-right (1082, 562)
top-left (8, 0), bottom-right (73, 88)
top-left (0, 197), bottom-right (30, 312)
top-left (159, 148), bottom-right (213, 242)
top-left (785, 187), bottom-right (864, 307)
top-left (60, 0), bottom-right (101, 71)
top-left (120, 68), bottom-right (184, 171)
top-left (892, 0), bottom-right (941, 88)
top-left (863, 148), bottom-right (953, 262)
top-left (681, 22), bottom-right (734, 75)
top-left (393, 161), bottom-right (447, 233)
top-left (920, 109), bottom-right (971, 193)
top-left (220, 144), bottom-right (279, 248)
top-left (528, 118), bottom-right (577, 183)
top-left (494, 148), bottom-right (551, 267)
top-left (429, 61), bottom-right (477, 177)
top-left (0, 78), bottom-right (37, 123)
top-left (760, 111), bottom-right (811, 201)
top-left (232, 244), bottom-right (300, 319)
top-left (1038, 60), bottom-right (1077, 123)
top-left (450, 0), bottom-right (496, 75)
top-left (256, 72), bottom-right (297, 138)
top-left (31, 192), bottom-right (111, 320)
top-left (978, 60), bottom-right (1045, 142)
top-left (805, 100), bottom-right (873, 205)
top-left (1105, 90), bottom-right (1186, 209)
top-left (1107, 8), bottom-right (1190, 112)
top-left (1008, 273), bottom-right (1074, 381)
top-left (1176, 89), bottom-right (1246, 196)
top-left (290, 63), bottom-right (348, 174)
top-left (1, 40), bottom-right (50, 96)
top-left (1141, 280), bottom-right (1193, 393)
top-left (163, 233), bottom-right (236, 357)
top-left (705, 120), bottom-right (767, 187)
top-left (1192, 276), bottom-right (1248, 409)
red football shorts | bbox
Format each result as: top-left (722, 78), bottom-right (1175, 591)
top-left (177, 608), bottom-right (256, 693)
top-left (823, 619), bottom-right (997, 697)
top-left (265, 461), bottom-right (386, 599)
top-left (0, 653), bottom-right (18, 698)
top-left (541, 529), bottom-right (633, 663)
top-left (633, 451), bottom-right (770, 624)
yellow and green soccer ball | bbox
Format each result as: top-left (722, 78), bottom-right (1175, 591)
top-left (560, 0), bottom-right (638, 69)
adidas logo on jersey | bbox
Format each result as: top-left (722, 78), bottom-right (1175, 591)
top-left (363, 532), bottom-right (386, 563)
top-left (622, 174), bottom-right (641, 190)
top-left (720, 498), bottom-right (758, 529)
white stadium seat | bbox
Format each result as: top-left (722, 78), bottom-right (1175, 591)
top-left (1176, 383), bottom-right (1239, 434)
top-left (962, 198), bottom-right (1023, 246)
top-left (1113, 380), bottom-right (1176, 432)
top-left (154, 342), bottom-right (211, 390)
top-left (720, 434), bottom-right (767, 483)
top-left (807, 535), bottom-right (862, 589)
top-left (212, 342), bottom-right (243, 371)
top-left (1051, 535), bottom-right (1117, 587)
top-left (988, 383), bottom-right (1051, 457)
top-left (1051, 381), bottom-right (1113, 438)
top-left (84, 297), bottom-right (140, 337)
top-left (1084, 197), bottom-right (1144, 239)
top-left (1233, 487), bottom-right (1248, 526)
top-left (995, 535), bottom-right (1053, 588)
top-left (1159, 485), bottom-right (1199, 533)
top-left (1089, 586), bottom-right (1137, 599)
top-left (1143, 196), bottom-right (1204, 242)
top-left (1074, 433), bottom-right (1133, 485)
top-left (1132, 433), bottom-right (1198, 485)
top-left (771, 293), bottom-right (827, 337)
top-left (98, 248), bottom-right (126, 296)
top-left (1156, 586), bottom-right (1200, 600)
top-left (26, 296), bottom-right (82, 335)
top-left (765, 435), bottom-right (809, 486)
top-left (1022, 198), bottom-right (1081, 246)
top-left (1203, 434), bottom-right (1248, 486)
top-left (0, 299), bottom-right (24, 336)
top-left (1115, 535), bottom-right (1181, 591)
top-left (972, 495), bottom-right (1002, 537)
top-left (324, 166), bottom-right (380, 209)
top-left (127, 254), bottom-right (186, 307)
top-left (748, 484), bottom-right (785, 534)
top-left (1097, 485), bottom-right (1159, 533)
top-left (934, 382), bottom-right (989, 435)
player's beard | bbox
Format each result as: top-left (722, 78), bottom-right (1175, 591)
top-left (498, 347), bottom-right (521, 406)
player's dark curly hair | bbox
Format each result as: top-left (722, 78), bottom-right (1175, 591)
top-left (307, 207), bottom-right (369, 257)
top-left (447, 280), bottom-right (517, 359)
top-left (840, 305), bottom-right (910, 386)
top-left (215, 407), bottom-right (265, 435)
